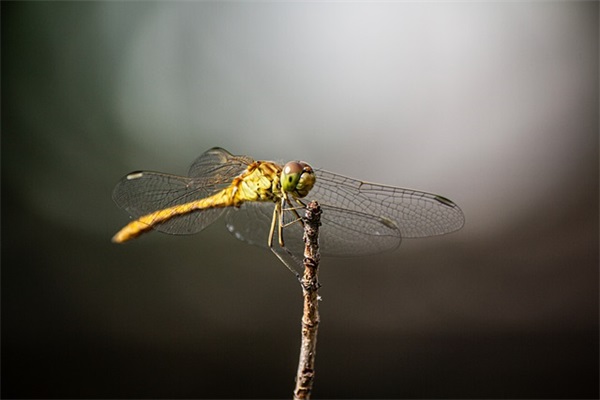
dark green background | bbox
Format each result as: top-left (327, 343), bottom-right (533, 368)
top-left (2, 2), bottom-right (598, 398)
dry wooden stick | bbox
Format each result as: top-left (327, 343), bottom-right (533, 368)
top-left (293, 201), bottom-right (322, 400)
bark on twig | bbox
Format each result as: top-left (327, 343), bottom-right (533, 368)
top-left (293, 201), bottom-right (322, 400)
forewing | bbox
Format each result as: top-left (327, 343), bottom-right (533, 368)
top-left (311, 169), bottom-right (465, 239)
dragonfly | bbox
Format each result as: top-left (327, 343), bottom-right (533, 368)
top-left (112, 147), bottom-right (464, 274)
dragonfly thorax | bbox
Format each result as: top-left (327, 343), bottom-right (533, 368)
top-left (281, 161), bottom-right (316, 199)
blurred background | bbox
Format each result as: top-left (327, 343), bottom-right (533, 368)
top-left (2, 2), bottom-right (597, 398)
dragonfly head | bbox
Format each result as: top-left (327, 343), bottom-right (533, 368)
top-left (281, 161), bottom-right (315, 198)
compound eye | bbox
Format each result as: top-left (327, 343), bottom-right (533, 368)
top-left (281, 161), bottom-right (316, 198)
top-left (281, 162), bottom-right (303, 193)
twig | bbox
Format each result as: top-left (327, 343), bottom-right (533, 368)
top-left (293, 201), bottom-right (322, 400)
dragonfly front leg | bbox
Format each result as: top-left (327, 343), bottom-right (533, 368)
top-left (282, 197), bottom-right (307, 230)
top-left (267, 200), bottom-right (302, 279)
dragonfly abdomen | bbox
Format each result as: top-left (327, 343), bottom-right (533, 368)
top-left (112, 185), bottom-right (242, 243)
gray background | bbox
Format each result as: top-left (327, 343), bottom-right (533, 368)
top-left (2, 2), bottom-right (598, 398)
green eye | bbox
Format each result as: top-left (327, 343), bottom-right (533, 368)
top-left (281, 162), bottom-right (302, 192)
top-left (280, 161), bottom-right (316, 197)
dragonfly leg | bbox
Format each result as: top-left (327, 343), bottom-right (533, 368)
top-left (278, 198), bottom-right (286, 247)
top-left (266, 200), bottom-right (302, 279)
top-left (281, 198), bottom-right (306, 229)
top-left (267, 202), bottom-right (279, 248)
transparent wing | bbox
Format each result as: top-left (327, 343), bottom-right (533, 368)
top-left (187, 147), bottom-right (255, 180)
top-left (224, 202), bottom-right (275, 248)
top-left (316, 205), bottom-right (401, 256)
top-left (311, 169), bottom-right (465, 238)
top-left (112, 147), bottom-right (253, 235)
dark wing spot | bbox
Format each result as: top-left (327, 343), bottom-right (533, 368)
top-left (434, 195), bottom-right (456, 207)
